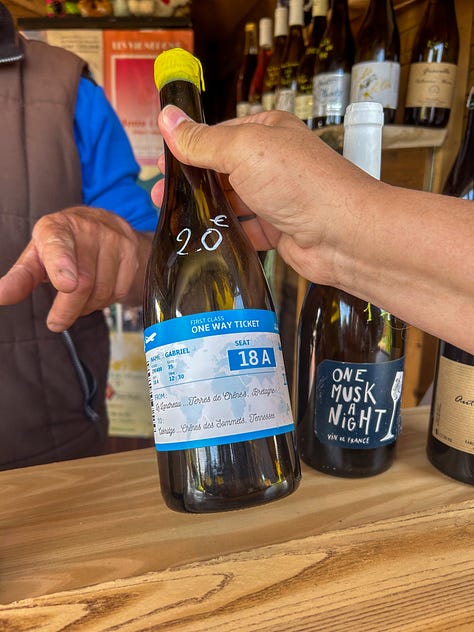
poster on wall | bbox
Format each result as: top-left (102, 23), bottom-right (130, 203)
top-left (103, 28), bottom-right (193, 181)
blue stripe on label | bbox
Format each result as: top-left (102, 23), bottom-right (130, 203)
top-left (155, 423), bottom-right (294, 452)
top-left (144, 309), bottom-right (279, 353)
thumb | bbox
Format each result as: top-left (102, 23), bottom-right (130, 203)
top-left (158, 105), bottom-right (232, 173)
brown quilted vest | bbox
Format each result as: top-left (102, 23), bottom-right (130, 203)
top-left (0, 37), bottom-right (110, 469)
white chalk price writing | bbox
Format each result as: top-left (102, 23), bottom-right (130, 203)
top-left (176, 214), bottom-right (229, 256)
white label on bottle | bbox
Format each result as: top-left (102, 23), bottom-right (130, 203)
top-left (313, 72), bottom-right (351, 118)
top-left (431, 356), bottom-right (474, 455)
top-left (350, 61), bottom-right (400, 110)
top-left (405, 62), bottom-right (457, 109)
top-left (275, 88), bottom-right (296, 113)
top-left (144, 309), bottom-right (294, 451)
top-left (294, 93), bottom-right (313, 120)
top-left (236, 101), bottom-right (251, 118)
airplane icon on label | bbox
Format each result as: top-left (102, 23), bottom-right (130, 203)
top-left (145, 332), bottom-right (157, 345)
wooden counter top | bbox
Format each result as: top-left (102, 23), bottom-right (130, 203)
top-left (1, 406), bottom-right (473, 630)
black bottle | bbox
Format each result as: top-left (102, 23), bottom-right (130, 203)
top-left (426, 87), bottom-right (474, 485)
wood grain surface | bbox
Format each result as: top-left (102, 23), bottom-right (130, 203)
top-left (1, 407), bottom-right (473, 631)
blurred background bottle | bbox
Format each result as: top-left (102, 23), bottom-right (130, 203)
top-left (262, 5), bottom-right (289, 111)
top-left (312, 0), bottom-right (354, 129)
top-left (404, 0), bottom-right (459, 128)
top-left (296, 102), bottom-right (406, 478)
top-left (236, 21), bottom-right (258, 117)
top-left (350, 0), bottom-right (400, 125)
top-left (275, 0), bottom-right (305, 113)
top-left (249, 17), bottom-right (274, 114)
top-left (426, 87), bottom-right (474, 486)
top-left (294, 0), bottom-right (328, 128)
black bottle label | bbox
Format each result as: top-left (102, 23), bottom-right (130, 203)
top-left (315, 358), bottom-right (404, 449)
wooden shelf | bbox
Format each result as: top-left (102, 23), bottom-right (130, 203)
top-left (315, 124), bottom-right (448, 151)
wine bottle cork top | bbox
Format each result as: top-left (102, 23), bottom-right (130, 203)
top-left (154, 47), bottom-right (205, 92)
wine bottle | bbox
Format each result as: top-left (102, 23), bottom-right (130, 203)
top-left (296, 102), bottom-right (406, 477)
top-left (275, 0), bottom-right (306, 113)
top-left (350, 0), bottom-right (400, 125)
top-left (249, 17), bottom-right (273, 115)
top-left (145, 48), bottom-right (301, 513)
top-left (262, 5), bottom-right (288, 111)
top-left (426, 87), bottom-right (474, 485)
top-left (236, 21), bottom-right (258, 118)
top-left (294, 0), bottom-right (328, 128)
top-left (404, 0), bottom-right (460, 128)
top-left (312, 0), bottom-right (355, 129)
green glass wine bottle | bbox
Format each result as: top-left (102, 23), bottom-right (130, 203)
top-left (144, 48), bottom-right (301, 513)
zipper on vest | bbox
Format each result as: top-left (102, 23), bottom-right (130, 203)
top-left (62, 330), bottom-right (100, 422)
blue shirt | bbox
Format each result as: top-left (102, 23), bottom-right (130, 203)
top-left (73, 77), bottom-right (158, 233)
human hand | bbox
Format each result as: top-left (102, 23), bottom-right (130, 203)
top-left (0, 206), bottom-right (151, 332)
top-left (152, 106), bottom-right (374, 287)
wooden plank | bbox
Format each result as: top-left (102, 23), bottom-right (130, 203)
top-left (0, 408), bottom-right (472, 608)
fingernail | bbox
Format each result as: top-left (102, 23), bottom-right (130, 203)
top-left (160, 105), bottom-right (191, 132)
top-left (59, 268), bottom-right (78, 282)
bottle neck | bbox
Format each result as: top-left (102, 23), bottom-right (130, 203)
top-left (159, 80), bottom-right (204, 171)
top-left (343, 104), bottom-right (383, 179)
top-left (329, 0), bottom-right (350, 24)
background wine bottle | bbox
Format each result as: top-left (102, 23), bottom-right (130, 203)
top-left (350, 0), bottom-right (400, 125)
top-left (312, 0), bottom-right (354, 129)
top-left (404, 0), bottom-right (459, 128)
top-left (296, 102), bottom-right (406, 477)
top-left (426, 87), bottom-right (474, 485)
top-left (145, 48), bottom-right (301, 513)
top-left (249, 17), bottom-right (273, 114)
top-left (275, 0), bottom-right (305, 113)
top-left (236, 21), bottom-right (258, 117)
top-left (262, 5), bottom-right (288, 111)
top-left (294, 0), bottom-right (328, 128)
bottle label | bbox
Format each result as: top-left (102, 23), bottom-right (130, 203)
top-left (313, 72), bottom-right (351, 118)
top-left (294, 93), bottom-right (313, 120)
top-left (350, 61), bottom-right (400, 110)
top-left (314, 358), bottom-right (405, 449)
top-left (144, 308), bottom-right (294, 451)
top-left (405, 62), bottom-right (457, 108)
top-left (275, 88), bottom-right (296, 113)
top-left (431, 356), bottom-right (474, 455)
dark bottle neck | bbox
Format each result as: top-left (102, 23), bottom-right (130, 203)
top-left (158, 80), bottom-right (206, 195)
top-left (159, 80), bottom-right (204, 123)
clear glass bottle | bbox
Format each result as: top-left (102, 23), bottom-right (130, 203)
top-left (294, 0), bottom-right (328, 128)
top-left (312, 0), bottom-right (354, 129)
top-left (296, 102), bottom-right (406, 477)
top-left (144, 48), bottom-right (301, 512)
top-left (350, 0), bottom-right (400, 125)
top-left (275, 0), bottom-right (306, 114)
top-left (426, 87), bottom-right (474, 485)
top-left (404, 0), bottom-right (460, 128)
